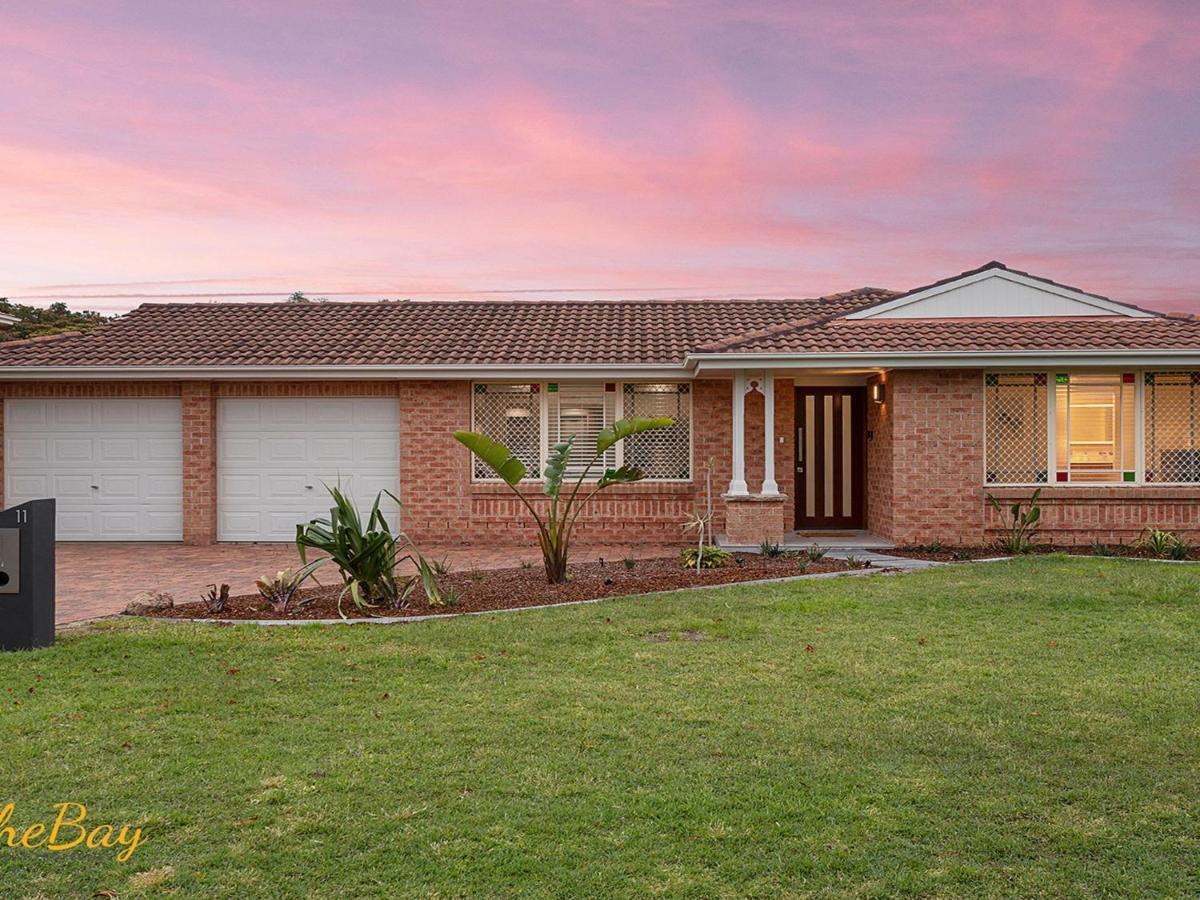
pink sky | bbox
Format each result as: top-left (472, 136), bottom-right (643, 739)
top-left (2, 1), bottom-right (1199, 313)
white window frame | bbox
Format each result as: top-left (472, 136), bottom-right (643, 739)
top-left (470, 381), bottom-right (693, 484)
top-left (984, 368), bottom-right (1185, 488)
top-left (1142, 369), bottom-right (1200, 486)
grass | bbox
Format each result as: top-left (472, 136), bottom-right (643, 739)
top-left (3, 557), bottom-right (1198, 897)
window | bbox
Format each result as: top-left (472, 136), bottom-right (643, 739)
top-left (623, 383), bottom-right (692, 479)
top-left (547, 382), bottom-right (617, 478)
top-left (984, 373), bottom-right (1048, 484)
top-left (1145, 371), bottom-right (1200, 483)
top-left (1055, 373), bottom-right (1135, 482)
top-left (470, 382), bottom-right (691, 481)
top-left (471, 383), bottom-right (541, 480)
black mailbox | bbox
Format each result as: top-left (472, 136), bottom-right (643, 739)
top-left (0, 498), bottom-right (55, 651)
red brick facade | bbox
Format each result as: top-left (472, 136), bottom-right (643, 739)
top-left (2, 373), bottom-right (1197, 547)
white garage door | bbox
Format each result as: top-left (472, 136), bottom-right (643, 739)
top-left (217, 398), bottom-right (400, 542)
top-left (4, 398), bottom-right (183, 540)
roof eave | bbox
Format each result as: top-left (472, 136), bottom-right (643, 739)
top-left (0, 362), bottom-right (695, 381)
top-left (689, 349), bottom-right (1200, 369)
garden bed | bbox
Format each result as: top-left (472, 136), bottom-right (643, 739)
top-left (890, 543), bottom-right (1198, 562)
top-left (140, 554), bottom-right (867, 621)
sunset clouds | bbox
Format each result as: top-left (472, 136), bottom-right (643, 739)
top-left (2, 1), bottom-right (1198, 311)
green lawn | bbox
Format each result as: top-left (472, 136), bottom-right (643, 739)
top-left (3, 558), bottom-right (1198, 898)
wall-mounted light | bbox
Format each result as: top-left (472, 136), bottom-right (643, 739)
top-left (871, 382), bottom-right (885, 404)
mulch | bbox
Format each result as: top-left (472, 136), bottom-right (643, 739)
top-left (142, 553), bottom-right (865, 621)
top-left (889, 544), bottom-right (1198, 562)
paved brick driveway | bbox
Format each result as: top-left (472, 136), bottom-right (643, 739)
top-left (54, 541), bottom-right (680, 625)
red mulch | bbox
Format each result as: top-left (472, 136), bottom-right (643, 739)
top-left (889, 544), bottom-right (1197, 562)
top-left (142, 554), bottom-right (863, 621)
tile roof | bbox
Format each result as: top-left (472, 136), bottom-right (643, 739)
top-left (696, 315), bottom-right (1200, 355)
top-left (0, 290), bottom-right (894, 367)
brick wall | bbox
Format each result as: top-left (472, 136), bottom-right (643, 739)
top-left (984, 486), bottom-right (1200, 545)
top-left (868, 369), bottom-right (986, 545)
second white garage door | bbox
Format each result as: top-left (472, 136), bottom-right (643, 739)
top-left (217, 398), bottom-right (400, 542)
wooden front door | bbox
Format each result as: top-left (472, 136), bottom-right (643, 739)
top-left (794, 387), bottom-right (866, 529)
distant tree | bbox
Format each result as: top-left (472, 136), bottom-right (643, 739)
top-left (288, 291), bottom-right (310, 303)
top-left (0, 299), bottom-right (110, 341)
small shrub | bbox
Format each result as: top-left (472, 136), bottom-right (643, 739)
top-left (519, 559), bottom-right (533, 570)
top-left (795, 560), bottom-right (809, 575)
top-left (759, 540), bottom-right (785, 558)
top-left (843, 555), bottom-right (870, 570)
top-left (921, 540), bottom-right (945, 554)
top-left (681, 546), bottom-right (733, 569)
top-left (1138, 528), bottom-right (1186, 559)
top-left (987, 488), bottom-right (1042, 554)
top-left (1090, 542), bottom-right (1116, 557)
top-left (256, 561), bottom-right (325, 615)
top-left (622, 557), bottom-right (637, 570)
top-left (951, 548), bottom-right (974, 561)
top-left (430, 556), bottom-right (452, 577)
top-left (202, 583), bottom-right (230, 615)
top-left (805, 543), bottom-right (827, 562)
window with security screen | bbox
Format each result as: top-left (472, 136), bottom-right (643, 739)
top-left (471, 383), bottom-right (541, 480)
top-left (546, 382), bottom-right (617, 478)
top-left (1054, 373), bottom-right (1136, 483)
top-left (984, 373), bottom-right (1048, 484)
top-left (622, 383), bottom-right (691, 479)
top-left (1145, 371), bottom-right (1200, 483)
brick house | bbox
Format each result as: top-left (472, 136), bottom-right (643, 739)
top-left (3, 261), bottom-right (1200, 549)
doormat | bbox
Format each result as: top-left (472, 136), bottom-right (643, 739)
top-left (796, 531), bottom-right (859, 538)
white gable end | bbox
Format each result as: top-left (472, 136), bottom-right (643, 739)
top-left (848, 268), bottom-right (1154, 320)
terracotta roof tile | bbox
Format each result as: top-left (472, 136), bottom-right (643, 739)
top-left (0, 291), bottom-right (894, 367)
top-left (698, 316), bottom-right (1200, 355)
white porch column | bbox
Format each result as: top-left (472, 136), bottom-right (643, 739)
top-left (761, 372), bottom-right (779, 496)
top-left (728, 371), bottom-right (749, 496)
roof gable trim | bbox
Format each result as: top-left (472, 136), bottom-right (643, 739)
top-left (845, 266), bottom-right (1155, 320)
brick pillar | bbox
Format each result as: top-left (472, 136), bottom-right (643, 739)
top-left (181, 381), bottom-right (216, 545)
top-left (722, 495), bottom-right (787, 546)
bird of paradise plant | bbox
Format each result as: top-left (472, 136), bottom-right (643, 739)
top-left (454, 416), bottom-right (673, 583)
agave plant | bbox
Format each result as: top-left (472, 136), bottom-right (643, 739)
top-left (296, 485), bottom-right (443, 616)
top-left (455, 416), bottom-right (673, 583)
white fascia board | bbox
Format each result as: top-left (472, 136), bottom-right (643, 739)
top-left (0, 363), bottom-right (694, 381)
top-left (689, 350), bottom-right (1200, 370)
top-left (845, 268), bottom-right (1154, 319)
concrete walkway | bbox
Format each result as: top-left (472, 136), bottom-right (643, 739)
top-left (52, 541), bottom-right (681, 625)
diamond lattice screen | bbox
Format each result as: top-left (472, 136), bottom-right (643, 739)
top-left (471, 383), bottom-right (540, 479)
top-left (984, 373), bottom-right (1048, 484)
top-left (1145, 371), bottom-right (1200, 483)
top-left (623, 383), bottom-right (691, 480)
top-left (547, 382), bottom-right (617, 478)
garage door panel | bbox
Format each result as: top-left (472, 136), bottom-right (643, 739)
top-left (359, 438), bottom-right (400, 461)
top-left (9, 437), bottom-right (47, 462)
top-left (218, 397), bottom-right (400, 542)
top-left (98, 437), bottom-right (140, 462)
top-left (219, 473), bottom-right (263, 499)
top-left (263, 437), bottom-right (308, 461)
top-left (219, 437), bottom-right (262, 461)
top-left (6, 398), bottom-right (183, 541)
top-left (263, 401), bottom-right (309, 426)
top-left (99, 401), bottom-right (141, 425)
top-left (144, 438), bottom-right (184, 463)
top-left (50, 401), bottom-right (96, 426)
top-left (51, 438), bottom-right (94, 463)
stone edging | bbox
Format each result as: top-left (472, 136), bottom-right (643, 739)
top-left (114, 564), bottom-right (902, 628)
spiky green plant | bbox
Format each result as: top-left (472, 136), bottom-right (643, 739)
top-left (455, 416), bottom-right (673, 584)
top-left (296, 485), bottom-right (442, 615)
top-left (986, 488), bottom-right (1042, 554)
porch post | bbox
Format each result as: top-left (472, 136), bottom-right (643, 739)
top-left (728, 371), bottom-right (749, 496)
top-left (761, 372), bottom-right (779, 496)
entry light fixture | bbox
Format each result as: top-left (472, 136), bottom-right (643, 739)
top-left (871, 382), bottom-right (885, 404)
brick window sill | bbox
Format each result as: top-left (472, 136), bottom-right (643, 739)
top-left (984, 485), bottom-right (1200, 501)
top-left (470, 482), bottom-right (694, 498)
